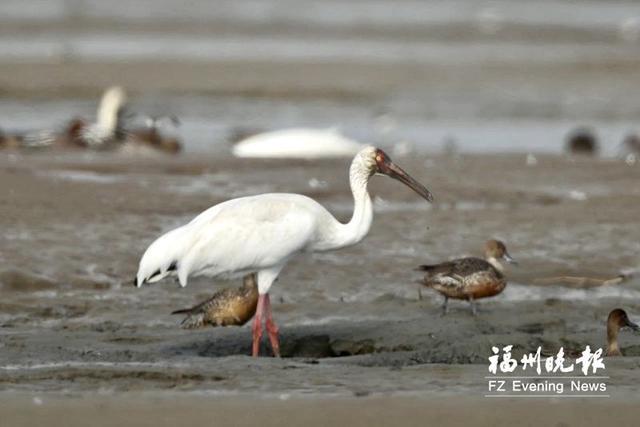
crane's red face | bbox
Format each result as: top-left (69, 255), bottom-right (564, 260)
top-left (374, 148), bottom-right (433, 202)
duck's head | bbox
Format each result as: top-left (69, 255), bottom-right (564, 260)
top-left (355, 146), bottom-right (433, 202)
top-left (608, 308), bottom-right (639, 333)
top-left (484, 239), bottom-right (517, 265)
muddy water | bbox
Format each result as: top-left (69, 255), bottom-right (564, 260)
top-left (3, 0), bottom-right (640, 157)
top-left (1, 152), bottom-right (639, 396)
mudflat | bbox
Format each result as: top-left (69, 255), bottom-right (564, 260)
top-left (1, 152), bottom-right (639, 425)
top-left (2, 394), bottom-right (639, 427)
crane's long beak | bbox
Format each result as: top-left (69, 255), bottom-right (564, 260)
top-left (379, 160), bottom-right (433, 202)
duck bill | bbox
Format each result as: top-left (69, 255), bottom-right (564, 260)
top-left (503, 252), bottom-right (518, 265)
top-left (625, 319), bottom-right (640, 331)
top-left (380, 161), bottom-right (433, 202)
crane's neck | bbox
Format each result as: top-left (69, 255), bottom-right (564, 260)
top-left (328, 156), bottom-right (374, 249)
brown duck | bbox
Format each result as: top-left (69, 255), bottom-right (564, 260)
top-left (606, 308), bottom-right (639, 357)
top-left (416, 239), bottom-right (516, 315)
top-left (171, 273), bottom-right (259, 329)
top-left (1, 87), bottom-right (181, 154)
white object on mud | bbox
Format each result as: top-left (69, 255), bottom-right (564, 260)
top-left (526, 153), bottom-right (538, 166)
top-left (232, 128), bottom-right (364, 159)
top-left (135, 146), bottom-right (432, 357)
top-left (569, 190), bottom-right (587, 201)
top-left (82, 86), bottom-right (127, 146)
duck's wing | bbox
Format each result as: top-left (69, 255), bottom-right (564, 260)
top-left (171, 288), bottom-right (230, 315)
top-left (171, 288), bottom-right (237, 328)
top-left (417, 257), bottom-right (494, 282)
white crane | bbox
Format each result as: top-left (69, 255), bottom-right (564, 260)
top-left (232, 128), bottom-right (364, 159)
top-left (135, 146), bottom-right (433, 356)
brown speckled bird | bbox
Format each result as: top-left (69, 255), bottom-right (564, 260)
top-left (416, 239), bottom-right (516, 315)
top-left (606, 308), bottom-right (639, 357)
top-left (171, 273), bottom-right (259, 329)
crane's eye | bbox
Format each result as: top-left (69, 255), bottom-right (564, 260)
top-left (376, 154), bottom-right (383, 162)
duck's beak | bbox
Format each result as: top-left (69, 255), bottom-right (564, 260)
top-left (503, 252), bottom-right (518, 265)
top-left (624, 317), bottom-right (640, 332)
top-left (376, 153), bottom-right (433, 202)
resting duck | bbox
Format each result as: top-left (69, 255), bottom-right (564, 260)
top-left (0, 129), bottom-right (23, 149)
top-left (606, 308), bottom-right (639, 357)
top-left (171, 273), bottom-right (259, 328)
top-left (0, 86), bottom-right (127, 150)
top-left (123, 115), bottom-right (182, 154)
top-left (57, 88), bottom-right (182, 153)
top-left (416, 239), bottom-right (517, 315)
top-left (565, 126), bottom-right (599, 156)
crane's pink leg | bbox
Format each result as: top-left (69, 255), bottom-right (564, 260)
top-left (252, 294), bottom-right (266, 357)
top-left (263, 294), bottom-right (281, 357)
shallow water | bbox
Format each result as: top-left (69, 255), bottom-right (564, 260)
top-left (2, 96), bottom-right (640, 156)
top-left (2, 0), bottom-right (640, 156)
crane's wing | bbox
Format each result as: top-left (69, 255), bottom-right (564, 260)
top-left (136, 194), bottom-right (320, 287)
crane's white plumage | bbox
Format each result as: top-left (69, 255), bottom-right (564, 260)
top-left (136, 147), bottom-right (377, 293)
top-left (135, 146), bottom-right (432, 356)
top-left (232, 128), bottom-right (364, 159)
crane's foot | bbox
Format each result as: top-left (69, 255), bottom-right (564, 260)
top-left (251, 294), bottom-right (266, 357)
top-left (266, 318), bottom-right (280, 357)
top-left (264, 294), bottom-right (281, 357)
top-left (252, 293), bottom-right (280, 357)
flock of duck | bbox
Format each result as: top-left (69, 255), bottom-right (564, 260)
top-left (3, 86), bottom-right (639, 162)
top-left (0, 85), bottom-right (368, 159)
top-left (0, 86), bottom-right (181, 154)
top-left (3, 86), bottom-right (636, 358)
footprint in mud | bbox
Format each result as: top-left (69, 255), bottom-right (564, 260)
top-left (182, 334), bottom-right (397, 359)
top-left (280, 336), bottom-right (410, 358)
top-left (281, 335), bottom-right (335, 358)
top-left (329, 338), bottom-right (377, 357)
